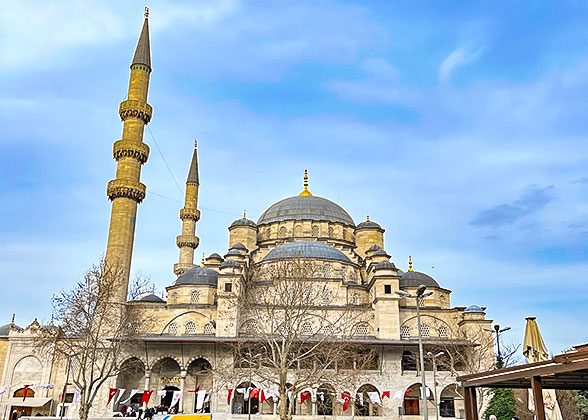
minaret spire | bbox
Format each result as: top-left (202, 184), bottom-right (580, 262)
top-left (299, 169), bottom-right (312, 196)
top-left (174, 141), bottom-right (201, 276)
top-left (105, 11), bottom-right (153, 303)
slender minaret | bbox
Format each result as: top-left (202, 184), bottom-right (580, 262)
top-left (173, 141), bottom-right (201, 276)
top-left (105, 10), bottom-right (153, 303)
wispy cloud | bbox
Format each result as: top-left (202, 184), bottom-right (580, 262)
top-left (470, 185), bottom-right (554, 228)
top-left (439, 46), bottom-right (485, 83)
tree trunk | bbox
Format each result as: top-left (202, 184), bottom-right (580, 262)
top-left (79, 403), bottom-right (90, 420)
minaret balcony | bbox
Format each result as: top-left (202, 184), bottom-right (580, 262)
top-left (107, 179), bottom-right (147, 203)
top-left (173, 262), bottom-right (195, 276)
top-left (113, 139), bottom-right (150, 164)
top-left (180, 208), bottom-right (201, 221)
top-left (176, 235), bottom-right (200, 249)
top-left (119, 99), bottom-right (153, 124)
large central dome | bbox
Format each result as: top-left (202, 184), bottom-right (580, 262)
top-left (257, 195), bottom-right (355, 227)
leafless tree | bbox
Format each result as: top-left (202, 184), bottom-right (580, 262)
top-left (219, 259), bottom-right (377, 420)
top-left (35, 258), bottom-right (153, 420)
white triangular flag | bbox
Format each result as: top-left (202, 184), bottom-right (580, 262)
top-left (170, 390), bottom-right (181, 408)
top-left (115, 388), bottom-right (126, 404)
top-left (121, 389), bottom-right (139, 404)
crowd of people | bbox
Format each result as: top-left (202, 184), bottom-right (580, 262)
top-left (115, 403), bottom-right (178, 418)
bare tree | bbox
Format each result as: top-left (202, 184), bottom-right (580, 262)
top-left (35, 258), bottom-right (153, 420)
top-left (220, 259), bottom-right (377, 420)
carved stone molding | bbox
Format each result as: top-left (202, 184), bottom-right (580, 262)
top-left (119, 99), bottom-right (153, 124)
top-left (107, 179), bottom-right (147, 203)
top-left (180, 208), bottom-right (201, 222)
top-left (173, 262), bottom-right (195, 276)
top-left (113, 139), bottom-right (150, 164)
top-left (176, 235), bottom-right (200, 249)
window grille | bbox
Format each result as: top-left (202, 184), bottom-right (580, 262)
top-left (170, 292), bottom-right (178, 304)
top-left (301, 323), bottom-right (313, 336)
top-left (244, 320), bottom-right (258, 335)
top-left (190, 290), bottom-right (200, 304)
top-left (323, 263), bottom-right (331, 278)
top-left (354, 324), bottom-right (370, 336)
top-left (321, 289), bottom-right (331, 305)
top-left (294, 225), bottom-right (302, 236)
top-left (203, 323), bottom-right (214, 335)
top-left (418, 296), bottom-right (425, 307)
top-left (312, 225), bottom-right (319, 236)
top-left (420, 323), bottom-right (430, 338)
top-left (279, 226), bottom-right (287, 238)
top-left (185, 321), bottom-right (196, 335)
top-left (168, 323), bottom-right (178, 335)
top-left (439, 326), bottom-right (448, 337)
top-left (328, 226), bottom-right (334, 238)
top-left (322, 325), bottom-right (334, 336)
top-left (304, 289), bottom-right (314, 304)
top-left (400, 325), bottom-right (411, 338)
top-left (352, 292), bottom-right (360, 305)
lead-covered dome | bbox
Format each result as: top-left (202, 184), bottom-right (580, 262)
top-left (257, 196), bottom-right (355, 227)
top-left (400, 271), bottom-right (440, 288)
top-left (263, 241), bottom-right (351, 263)
top-left (174, 266), bottom-right (218, 286)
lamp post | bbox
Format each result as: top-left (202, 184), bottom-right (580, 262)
top-left (396, 285), bottom-right (433, 420)
top-left (245, 352), bottom-right (262, 420)
top-left (427, 351), bottom-right (444, 420)
top-left (484, 324), bottom-right (511, 366)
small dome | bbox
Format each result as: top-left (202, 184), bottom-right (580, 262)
top-left (231, 218), bottom-right (257, 228)
top-left (220, 259), bottom-right (241, 269)
top-left (374, 261), bottom-right (397, 271)
top-left (136, 293), bottom-right (165, 303)
top-left (356, 220), bottom-right (382, 230)
top-left (400, 271), bottom-right (440, 288)
top-left (174, 266), bottom-right (218, 286)
top-left (225, 249), bottom-right (244, 257)
top-left (207, 253), bottom-right (223, 260)
top-left (231, 243), bottom-right (248, 251)
top-left (465, 305), bottom-right (485, 313)
top-left (0, 323), bottom-right (18, 337)
top-left (366, 245), bottom-right (381, 253)
top-left (258, 195), bottom-right (355, 227)
top-left (372, 249), bottom-right (390, 257)
top-left (263, 241), bottom-right (351, 263)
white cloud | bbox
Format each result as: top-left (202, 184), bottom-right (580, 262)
top-left (438, 46), bottom-right (484, 83)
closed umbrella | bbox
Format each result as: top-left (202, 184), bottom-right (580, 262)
top-left (523, 317), bottom-right (562, 420)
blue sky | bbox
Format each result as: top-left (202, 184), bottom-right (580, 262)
top-left (1, 0), bottom-right (587, 355)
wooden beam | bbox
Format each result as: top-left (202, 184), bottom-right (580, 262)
top-left (531, 376), bottom-right (546, 420)
top-left (470, 388), bottom-right (479, 420)
top-left (464, 387), bottom-right (474, 420)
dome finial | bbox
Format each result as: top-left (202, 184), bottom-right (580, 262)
top-left (299, 169), bottom-right (312, 196)
top-left (144, 7), bottom-right (149, 18)
top-left (194, 139), bottom-right (197, 148)
top-left (201, 254), bottom-right (205, 267)
top-left (408, 256), bottom-right (413, 272)
top-left (243, 210), bottom-right (247, 219)
top-left (366, 214), bottom-right (370, 222)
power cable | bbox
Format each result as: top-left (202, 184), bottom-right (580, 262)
top-left (147, 126), bottom-right (183, 196)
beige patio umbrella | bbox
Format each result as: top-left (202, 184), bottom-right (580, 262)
top-left (523, 317), bottom-right (562, 420)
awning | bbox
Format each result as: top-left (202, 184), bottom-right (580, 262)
top-left (0, 398), bottom-right (52, 407)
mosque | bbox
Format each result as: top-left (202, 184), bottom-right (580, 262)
top-left (0, 12), bottom-right (493, 420)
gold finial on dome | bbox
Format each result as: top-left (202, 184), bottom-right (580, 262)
top-left (366, 214), bottom-right (370, 222)
top-left (201, 254), bottom-right (205, 267)
top-left (243, 210), bottom-right (247, 219)
top-left (194, 139), bottom-right (197, 148)
top-left (299, 169), bottom-right (312, 196)
top-left (408, 256), bottom-right (413, 272)
top-left (144, 7), bottom-right (149, 18)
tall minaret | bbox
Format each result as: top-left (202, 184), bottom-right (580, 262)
top-left (173, 142), bottom-right (201, 276)
top-left (105, 10), bottom-right (153, 303)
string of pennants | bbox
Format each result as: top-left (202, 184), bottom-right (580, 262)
top-left (106, 387), bottom-right (212, 411)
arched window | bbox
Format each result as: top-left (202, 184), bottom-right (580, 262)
top-left (168, 323), bottom-right (178, 335)
top-left (402, 351), bottom-right (417, 371)
top-left (323, 263), bottom-right (331, 278)
top-left (190, 290), bottom-right (200, 304)
top-left (438, 325), bottom-right (448, 337)
top-left (440, 385), bottom-right (464, 418)
top-left (312, 225), bottom-right (319, 237)
top-left (418, 296), bottom-right (425, 307)
top-left (303, 289), bottom-right (314, 304)
top-left (317, 384), bottom-right (335, 416)
top-left (400, 325), bottom-right (411, 338)
top-left (353, 323), bottom-right (370, 336)
top-left (265, 228), bottom-right (271, 239)
top-left (294, 225), bottom-right (302, 236)
top-left (351, 292), bottom-right (360, 305)
top-left (321, 288), bottom-right (331, 305)
top-left (203, 323), bottom-right (215, 335)
top-left (169, 292), bottom-right (178, 304)
top-left (301, 322), bottom-right (313, 336)
top-left (328, 226), bottom-right (334, 238)
top-left (355, 384), bottom-right (381, 416)
top-left (279, 226), bottom-right (287, 238)
top-left (185, 321), bottom-right (197, 335)
top-left (404, 384), bottom-right (434, 416)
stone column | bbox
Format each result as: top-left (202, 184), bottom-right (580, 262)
top-left (180, 370), bottom-right (187, 413)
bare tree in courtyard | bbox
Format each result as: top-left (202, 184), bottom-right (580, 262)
top-left (219, 259), bottom-right (377, 420)
top-left (35, 258), bottom-right (153, 420)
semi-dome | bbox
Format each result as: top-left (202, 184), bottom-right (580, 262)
top-left (399, 271), bottom-right (440, 288)
top-left (262, 241), bottom-right (351, 263)
top-left (174, 266), bottom-right (218, 286)
top-left (465, 305), bottom-right (485, 313)
top-left (257, 196), bottom-right (355, 227)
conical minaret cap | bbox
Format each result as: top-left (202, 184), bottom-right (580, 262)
top-left (131, 15), bottom-right (151, 68)
top-left (187, 141), bottom-right (199, 184)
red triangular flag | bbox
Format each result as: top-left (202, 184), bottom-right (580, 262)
top-left (382, 391), bottom-right (390, 399)
top-left (341, 392), bottom-right (350, 411)
top-left (141, 390), bottom-right (153, 405)
top-left (227, 389), bottom-right (233, 405)
top-left (22, 385), bottom-right (31, 401)
top-left (259, 390), bottom-right (266, 404)
top-left (405, 387), bottom-right (413, 396)
top-left (107, 388), bottom-right (118, 406)
top-left (300, 391), bottom-right (310, 404)
top-left (250, 388), bottom-right (260, 399)
top-left (187, 386), bottom-right (200, 393)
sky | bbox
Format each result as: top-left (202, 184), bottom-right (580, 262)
top-left (1, 0), bottom-right (587, 356)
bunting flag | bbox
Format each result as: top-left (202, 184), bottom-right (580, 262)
top-left (115, 388), bottom-right (126, 405)
top-left (121, 389), bottom-right (139, 404)
top-left (0, 385), bottom-right (10, 395)
top-left (60, 383), bottom-right (72, 402)
top-left (382, 391), bottom-right (390, 399)
top-left (204, 391), bottom-right (211, 404)
top-left (300, 391), bottom-right (310, 404)
top-left (22, 385), bottom-right (31, 401)
top-left (107, 388), bottom-right (119, 406)
top-left (141, 390), bottom-right (153, 405)
top-left (196, 390), bottom-right (207, 410)
top-left (340, 392), bottom-right (350, 411)
top-left (170, 390), bottom-right (181, 408)
top-left (259, 390), bottom-right (266, 404)
top-left (227, 389), bottom-right (233, 405)
top-left (357, 393), bottom-right (364, 406)
top-left (317, 391), bottom-right (324, 402)
top-left (250, 388), bottom-right (261, 400)
top-left (157, 390), bottom-right (166, 398)
top-left (188, 386), bottom-right (200, 393)
top-left (367, 391), bottom-right (382, 405)
top-left (405, 388), bottom-right (414, 396)
top-left (73, 387), bottom-right (81, 406)
top-left (393, 390), bottom-right (403, 400)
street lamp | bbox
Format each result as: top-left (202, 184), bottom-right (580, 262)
top-left (484, 324), bottom-right (511, 366)
top-left (396, 285), bottom-right (433, 420)
top-left (245, 352), bottom-right (262, 420)
top-left (427, 351), bottom-right (445, 420)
